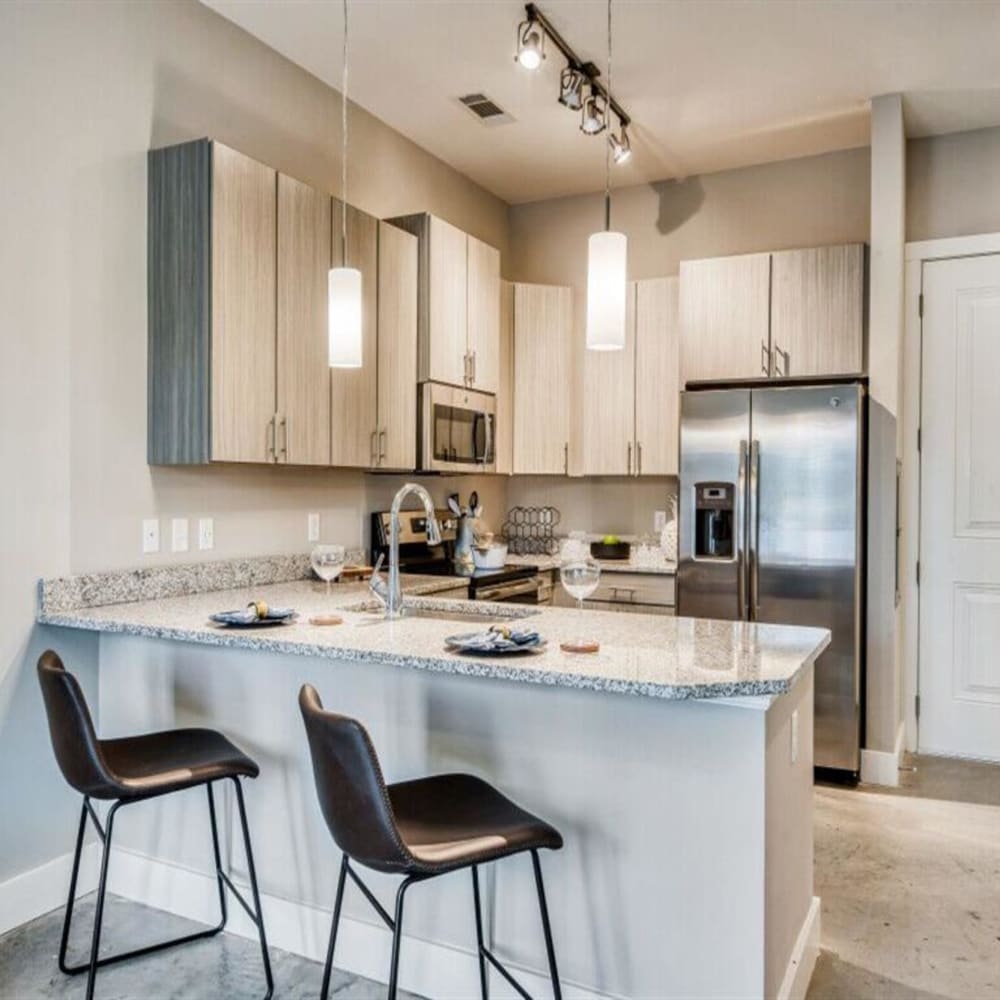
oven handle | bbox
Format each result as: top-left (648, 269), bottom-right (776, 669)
top-left (476, 577), bottom-right (541, 602)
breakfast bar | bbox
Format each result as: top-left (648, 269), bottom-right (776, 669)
top-left (37, 568), bottom-right (828, 1000)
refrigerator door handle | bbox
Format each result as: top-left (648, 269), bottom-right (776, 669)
top-left (749, 439), bottom-right (761, 620)
top-left (737, 439), bottom-right (748, 619)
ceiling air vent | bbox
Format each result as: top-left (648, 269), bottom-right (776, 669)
top-left (458, 93), bottom-right (515, 127)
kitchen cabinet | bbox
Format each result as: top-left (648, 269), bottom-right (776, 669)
top-left (329, 199), bottom-right (378, 468)
top-left (512, 283), bottom-right (573, 475)
top-left (375, 221), bottom-right (418, 470)
top-left (277, 172), bottom-right (330, 466)
top-left (769, 244), bottom-right (865, 377)
top-left (581, 276), bottom-right (679, 477)
top-left (495, 280), bottom-right (515, 475)
top-left (679, 243), bottom-right (866, 385)
top-left (679, 253), bottom-right (771, 385)
top-left (148, 138), bottom-right (277, 465)
top-left (552, 570), bottom-right (676, 614)
top-left (387, 213), bottom-right (500, 393)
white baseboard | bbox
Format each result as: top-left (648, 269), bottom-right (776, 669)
top-left (776, 896), bottom-right (821, 1000)
top-left (860, 721), bottom-right (905, 787)
top-left (108, 848), bottom-right (616, 1000)
top-left (0, 843), bottom-right (99, 937)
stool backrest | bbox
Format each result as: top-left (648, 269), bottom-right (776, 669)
top-left (298, 684), bottom-right (410, 872)
top-left (37, 650), bottom-right (116, 797)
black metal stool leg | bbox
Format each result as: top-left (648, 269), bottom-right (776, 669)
top-left (232, 777), bottom-right (274, 1000)
top-left (206, 782), bottom-right (229, 930)
top-left (531, 851), bottom-right (562, 1000)
top-left (84, 802), bottom-right (120, 1000)
top-left (58, 799), bottom-right (89, 975)
top-left (471, 866), bottom-right (490, 1000)
top-left (320, 855), bottom-right (349, 1000)
top-left (387, 877), bottom-right (414, 1000)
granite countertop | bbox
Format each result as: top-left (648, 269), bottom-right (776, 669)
top-left (506, 553), bottom-right (677, 576)
top-left (37, 578), bottom-right (828, 702)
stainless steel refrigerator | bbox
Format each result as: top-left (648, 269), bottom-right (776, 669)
top-left (677, 382), bottom-right (865, 777)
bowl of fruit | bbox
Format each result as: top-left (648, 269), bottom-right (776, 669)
top-left (589, 535), bottom-right (631, 560)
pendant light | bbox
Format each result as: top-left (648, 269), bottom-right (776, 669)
top-left (329, 0), bottom-right (362, 368)
top-left (585, 0), bottom-right (627, 351)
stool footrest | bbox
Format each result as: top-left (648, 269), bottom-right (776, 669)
top-left (481, 944), bottom-right (535, 1000)
top-left (60, 922), bottom-right (225, 976)
top-left (219, 870), bottom-right (261, 928)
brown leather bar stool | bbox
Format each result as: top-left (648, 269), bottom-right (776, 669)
top-left (37, 650), bottom-right (274, 1000)
top-left (299, 683), bottom-right (564, 1000)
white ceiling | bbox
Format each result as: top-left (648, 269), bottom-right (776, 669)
top-left (202, 0), bottom-right (1000, 205)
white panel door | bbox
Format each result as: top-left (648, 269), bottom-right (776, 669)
top-left (920, 254), bottom-right (1000, 760)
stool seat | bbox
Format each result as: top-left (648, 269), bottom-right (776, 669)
top-left (389, 773), bottom-right (563, 874)
top-left (100, 727), bottom-right (260, 800)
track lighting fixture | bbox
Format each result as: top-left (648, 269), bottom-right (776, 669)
top-left (610, 126), bottom-right (631, 164)
top-left (515, 16), bottom-right (545, 69)
top-left (559, 66), bottom-right (585, 110)
top-left (515, 3), bottom-right (633, 164)
top-left (579, 86), bottom-right (607, 135)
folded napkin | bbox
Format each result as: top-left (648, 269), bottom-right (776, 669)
top-left (452, 626), bottom-right (542, 651)
top-left (210, 605), bottom-right (295, 626)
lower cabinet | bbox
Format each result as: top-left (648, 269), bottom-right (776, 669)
top-left (512, 283), bottom-right (573, 475)
top-left (552, 571), bottom-right (676, 614)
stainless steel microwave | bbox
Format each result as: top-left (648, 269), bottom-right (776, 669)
top-left (419, 382), bottom-right (496, 473)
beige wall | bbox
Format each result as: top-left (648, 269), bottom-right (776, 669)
top-left (907, 125), bottom-right (1000, 242)
top-left (0, 0), bottom-right (508, 883)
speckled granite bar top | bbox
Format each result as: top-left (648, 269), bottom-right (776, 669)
top-left (37, 578), bottom-right (829, 701)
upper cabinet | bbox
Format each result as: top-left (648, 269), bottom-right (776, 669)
top-left (769, 244), bottom-right (865, 378)
top-left (581, 276), bottom-right (679, 477)
top-left (388, 213), bottom-right (500, 394)
top-left (679, 243), bottom-right (866, 386)
top-left (512, 283), bottom-right (573, 475)
top-left (496, 280), bottom-right (515, 475)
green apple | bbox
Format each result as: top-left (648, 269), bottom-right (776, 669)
top-left (602, 534), bottom-right (620, 545)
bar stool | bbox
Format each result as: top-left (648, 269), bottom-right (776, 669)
top-left (299, 683), bottom-right (564, 1000)
top-left (36, 650), bottom-right (274, 1000)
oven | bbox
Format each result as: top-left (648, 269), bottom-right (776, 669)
top-left (420, 382), bottom-right (495, 473)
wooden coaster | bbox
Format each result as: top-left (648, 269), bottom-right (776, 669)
top-left (309, 614), bottom-right (344, 627)
top-left (560, 639), bottom-right (600, 654)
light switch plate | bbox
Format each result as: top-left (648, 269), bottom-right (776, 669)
top-left (142, 519), bottom-right (159, 554)
top-left (171, 518), bottom-right (189, 553)
top-left (198, 517), bottom-right (214, 551)
top-left (308, 513), bottom-right (320, 542)
top-left (653, 510), bottom-right (667, 532)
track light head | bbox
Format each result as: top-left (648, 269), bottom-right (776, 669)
top-left (610, 126), bottom-right (631, 164)
top-left (515, 18), bottom-right (545, 70)
top-left (559, 66), bottom-right (585, 110)
top-left (580, 87), bottom-right (607, 135)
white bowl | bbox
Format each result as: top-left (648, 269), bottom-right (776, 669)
top-left (472, 543), bottom-right (508, 570)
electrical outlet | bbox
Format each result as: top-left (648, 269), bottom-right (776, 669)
top-left (142, 519), bottom-right (159, 554)
top-left (791, 709), bottom-right (799, 764)
top-left (171, 517), bottom-right (189, 553)
top-left (653, 510), bottom-right (667, 532)
top-left (198, 517), bottom-right (214, 551)
top-left (308, 513), bottom-right (320, 542)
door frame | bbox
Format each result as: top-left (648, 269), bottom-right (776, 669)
top-left (902, 231), bottom-right (1000, 753)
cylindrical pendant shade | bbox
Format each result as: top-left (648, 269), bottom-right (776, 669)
top-left (586, 230), bottom-right (627, 351)
top-left (328, 267), bottom-right (363, 368)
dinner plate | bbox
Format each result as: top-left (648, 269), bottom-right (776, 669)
top-left (209, 608), bottom-right (297, 628)
top-left (444, 631), bottom-right (546, 655)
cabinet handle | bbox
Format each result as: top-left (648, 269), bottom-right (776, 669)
top-left (627, 442), bottom-right (632, 476)
top-left (564, 442), bottom-right (569, 475)
top-left (761, 341), bottom-right (771, 376)
top-left (278, 415), bottom-right (287, 461)
top-left (379, 429), bottom-right (386, 463)
top-left (774, 345), bottom-right (790, 377)
top-left (267, 416), bottom-right (276, 462)
top-left (471, 350), bottom-right (477, 384)
top-left (370, 429), bottom-right (378, 467)
top-left (637, 441), bottom-right (643, 476)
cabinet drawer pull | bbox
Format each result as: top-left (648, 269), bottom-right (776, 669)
top-left (370, 429), bottom-right (378, 466)
top-left (627, 441), bottom-right (632, 476)
top-left (267, 416), bottom-right (276, 462)
top-left (761, 340), bottom-right (771, 376)
top-left (278, 415), bottom-right (287, 461)
top-left (637, 441), bottom-right (642, 476)
top-left (379, 429), bottom-right (387, 463)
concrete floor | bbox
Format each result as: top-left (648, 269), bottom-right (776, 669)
top-left (808, 753), bottom-right (1000, 1000)
top-left (3, 753), bottom-right (998, 999)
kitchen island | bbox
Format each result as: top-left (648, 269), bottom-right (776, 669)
top-left (38, 565), bottom-right (828, 1000)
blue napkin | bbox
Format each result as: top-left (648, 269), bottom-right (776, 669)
top-left (210, 606), bottom-right (295, 626)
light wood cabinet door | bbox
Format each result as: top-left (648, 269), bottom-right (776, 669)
top-left (635, 276), bottom-right (680, 476)
top-left (770, 244), bottom-right (865, 378)
top-left (210, 143), bottom-right (277, 463)
top-left (376, 221), bottom-right (418, 471)
top-left (276, 173), bottom-right (331, 466)
top-left (426, 216), bottom-right (468, 388)
top-left (513, 283), bottom-right (573, 475)
top-left (330, 200), bottom-right (378, 467)
top-left (467, 235), bottom-right (500, 393)
top-left (679, 253), bottom-right (771, 384)
top-left (582, 283), bottom-right (636, 476)
top-left (495, 280), bottom-right (514, 475)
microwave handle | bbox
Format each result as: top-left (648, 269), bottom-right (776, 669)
top-left (482, 413), bottom-right (494, 464)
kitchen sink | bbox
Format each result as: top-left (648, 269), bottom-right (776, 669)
top-left (343, 599), bottom-right (537, 625)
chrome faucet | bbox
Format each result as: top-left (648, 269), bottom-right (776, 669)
top-left (369, 482), bottom-right (442, 618)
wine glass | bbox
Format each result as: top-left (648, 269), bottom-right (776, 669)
top-left (560, 557), bottom-right (600, 611)
top-left (311, 544), bottom-right (345, 598)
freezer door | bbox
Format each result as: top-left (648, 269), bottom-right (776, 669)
top-left (750, 384), bottom-right (863, 773)
top-left (677, 389), bottom-right (751, 621)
